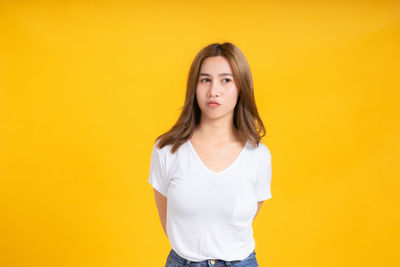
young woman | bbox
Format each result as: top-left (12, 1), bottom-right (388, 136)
top-left (148, 42), bottom-right (272, 267)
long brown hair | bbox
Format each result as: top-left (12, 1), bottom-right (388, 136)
top-left (155, 42), bottom-right (267, 153)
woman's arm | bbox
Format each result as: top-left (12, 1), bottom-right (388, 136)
top-left (253, 201), bottom-right (264, 222)
top-left (153, 188), bottom-right (168, 238)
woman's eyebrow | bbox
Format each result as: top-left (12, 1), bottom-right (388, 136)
top-left (199, 73), bottom-right (233, 76)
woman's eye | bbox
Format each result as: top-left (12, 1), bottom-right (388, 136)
top-left (199, 78), bottom-right (231, 83)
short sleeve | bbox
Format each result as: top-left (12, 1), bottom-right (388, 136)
top-left (148, 141), bottom-right (168, 197)
top-left (255, 145), bottom-right (272, 202)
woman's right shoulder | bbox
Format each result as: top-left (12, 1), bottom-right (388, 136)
top-left (152, 139), bottom-right (174, 155)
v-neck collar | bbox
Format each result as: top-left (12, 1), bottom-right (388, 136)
top-left (187, 139), bottom-right (249, 175)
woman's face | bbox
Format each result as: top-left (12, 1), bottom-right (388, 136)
top-left (196, 56), bottom-right (239, 121)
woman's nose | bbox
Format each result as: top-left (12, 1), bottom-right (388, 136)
top-left (208, 82), bottom-right (220, 97)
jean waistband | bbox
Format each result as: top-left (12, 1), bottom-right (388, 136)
top-left (169, 248), bottom-right (256, 265)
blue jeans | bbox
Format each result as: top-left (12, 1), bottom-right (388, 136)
top-left (165, 248), bottom-right (259, 267)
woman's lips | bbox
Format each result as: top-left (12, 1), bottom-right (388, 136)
top-left (208, 102), bottom-right (220, 107)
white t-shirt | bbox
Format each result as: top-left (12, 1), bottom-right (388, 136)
top-left (148, 138), bottom-right (272, 261)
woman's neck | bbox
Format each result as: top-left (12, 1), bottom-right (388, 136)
top-left (191, 123), bottom-right (241, 144)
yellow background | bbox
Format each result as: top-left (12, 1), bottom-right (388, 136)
top-left (0, 1), bottom-right (399, 266)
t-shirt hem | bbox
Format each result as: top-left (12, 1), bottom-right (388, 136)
top-left (148, 179), bottom-right (167, 197)
top-left (256, 193), bottom-right (272, 202)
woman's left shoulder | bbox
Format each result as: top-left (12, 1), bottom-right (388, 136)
top-left (255, 141), bottom-right (271, 158)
